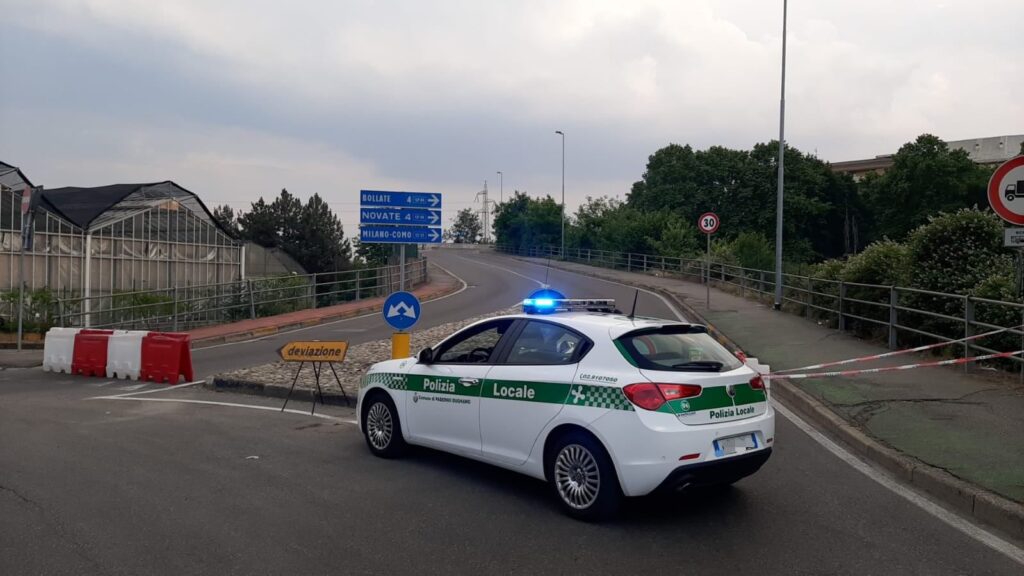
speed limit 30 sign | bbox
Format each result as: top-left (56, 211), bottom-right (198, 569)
top-left (698, 212), bottom-right (720, 234)
top-left (988, 156), bottom-right (1024, 225)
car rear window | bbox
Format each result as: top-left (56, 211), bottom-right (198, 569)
top-left (616, 326), bottom-right (742, 372)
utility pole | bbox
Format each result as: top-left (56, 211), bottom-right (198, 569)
top-left (475, 181), bottom-right (491, 243)
top-left (497, 171), bottom-right (503, 204)
top-left (555, 130), bottom-right (565, 258)
top-left (773, 0), bottom-right (788, 310)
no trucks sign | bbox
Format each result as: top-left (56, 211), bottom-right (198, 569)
top-left (988, 156), bottom-right (1024, 225)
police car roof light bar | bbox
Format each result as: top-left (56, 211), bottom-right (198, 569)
top-left (522, 298), bottom-right (617, 314)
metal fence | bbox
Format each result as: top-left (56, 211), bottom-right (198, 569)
top-left (50, 259), bottom-right (428, 331)
top-left (498, 244), bottom-right (1024, 371)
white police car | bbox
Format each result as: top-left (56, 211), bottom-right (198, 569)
top-left (357, 297), bottom-right (774, 520)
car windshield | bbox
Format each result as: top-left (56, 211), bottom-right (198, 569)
top-left (617, 326), bottom-right (742, 372)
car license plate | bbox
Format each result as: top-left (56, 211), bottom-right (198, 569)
top-left (714, 433), bottom-right (758, 456)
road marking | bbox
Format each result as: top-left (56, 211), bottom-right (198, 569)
top-left (479, 253), bottom-right (685, 320)
top-left (476, 250), bottom-right (1024, 562)
top-left (117, 383), bottom-right (148, 392)
top-left (95, 396), bottom-right (358, 424)
top-left (774, 402), bottom-right (1024, 565)
top-left (192, 262), bottom-right (469, 352)
top-left (454, 255), bottom-right (545, 289)
top-left (88, 380), bottom-right (204, 400)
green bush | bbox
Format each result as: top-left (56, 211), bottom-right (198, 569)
top-left (834, 241), bottom-right (909, 336)
top-left (840, 240), bottom-right (909, 286)
top-left (902, 209), bottom-right (1013, 343)
top-left (969, 273), bottom-right (1024, 359)
top-left (730, 232), bottom-right (775, 271)
top-left (0, 288), bottom-right (56, 333)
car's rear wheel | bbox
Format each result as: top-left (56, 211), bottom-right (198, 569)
top-left (362, 393), bottom-right (406, 458)
top-left (549, 431), bottom-right (621, 521)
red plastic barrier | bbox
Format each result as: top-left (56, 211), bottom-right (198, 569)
top-left (140, 333), bottom-right (194, 384)
top-left (71, 329), bottom-right (115, 377)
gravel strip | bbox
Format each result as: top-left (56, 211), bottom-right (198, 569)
top-left (210, 306), bottom-right (520, 399)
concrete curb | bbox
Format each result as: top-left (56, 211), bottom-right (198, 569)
top-left (512, 256), bottom-right (1024, 542)
top-left (206, 376), bottom-right (354, 408)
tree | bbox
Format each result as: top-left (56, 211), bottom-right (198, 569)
top-left (447, 208), bottom-right (483, 243)
top-left (272, 188), bottom-right (304, 248)
top-left (493, 192), bottom-right (562, 250)
top-left (353, 238), bottom-right (390, 267)
top-left (211, 204), bottom-right (240, 237)
top-left (237, 197), bottom-right (280, 247)
top-left (626, 141), bottom-right (860, 261)
top-left (859, 134), bottom-right (989, 241)
top-left (287, 193), bottom-right (351, 273)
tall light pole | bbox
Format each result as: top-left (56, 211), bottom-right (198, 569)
top-left (497, 171), bottom-right (503, 203)
top-left (773, 0), bottom-right (788, 310)
top-left (555, 130), bottom-right (565, 258)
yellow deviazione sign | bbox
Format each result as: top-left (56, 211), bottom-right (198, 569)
top-left (278, 341), bottom-right (349, 363)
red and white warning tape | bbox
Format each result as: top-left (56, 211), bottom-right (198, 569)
top-left (774, 323), bottom-right (1024, 374)
top-left (768, 350), bottom-right (1024, 380)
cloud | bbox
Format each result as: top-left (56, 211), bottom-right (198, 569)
top-left (1, 0), bottom-right (1021, 231)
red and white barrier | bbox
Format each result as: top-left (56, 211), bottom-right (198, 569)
top-left (43, 328), bottom-right (193, 384)
top-left (42, 327), bottom-right (81, 374)
top-left (107, 331), bottom-right (150, 380)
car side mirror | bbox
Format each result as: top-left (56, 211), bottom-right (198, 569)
top-left (417, 347), bottom-right (434, 364)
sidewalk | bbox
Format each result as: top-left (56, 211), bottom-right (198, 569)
top-left (188, 264), bottom-right (460, 346)
top-left (0, 264), bottom-right (461, 367)
top-left (0, 349), bottom-right (44, 369)
top-left (515, 255), bottom-right (1024, 539)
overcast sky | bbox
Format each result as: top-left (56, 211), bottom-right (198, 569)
top-left (2, 0), bottom-right (1022, 235)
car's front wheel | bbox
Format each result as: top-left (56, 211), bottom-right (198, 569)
top-left (361, 393), bottom-right (407, 458)
top-left (549, 431), bottom-right (621, 521)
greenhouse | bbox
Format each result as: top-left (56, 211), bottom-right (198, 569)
top-left (1, 179), bottom-right (243, 326)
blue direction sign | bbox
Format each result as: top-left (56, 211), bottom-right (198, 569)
top-left (361, 190), bottom-right (442, 209)
top-left (360, 225), bottom-right (442, 244)
top-left (383, 291), bottom-right (420, 330)
top-left (360, 207), bottom-right (441, 226)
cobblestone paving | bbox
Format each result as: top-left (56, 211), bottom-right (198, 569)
top-left (213, 307), bottom-right (519, 397)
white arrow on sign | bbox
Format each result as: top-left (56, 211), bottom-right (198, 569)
top-left (387, 302), bottom-right (417, 319)
top-left (429, 228), bottom-right (440, 241)
top-left (429, 211), bottom-right (440, 224)
top-left (429, 194), bottom-right (439, 207)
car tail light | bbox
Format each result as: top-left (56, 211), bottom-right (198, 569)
top-left (623, 382), bottom-right (702, 411)
top-left (749, 375), bottom-right (765, 390)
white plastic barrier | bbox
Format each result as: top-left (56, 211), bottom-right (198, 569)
top-left (106, 330), bottom-right (149, 380)
top-left (42, 328), bottom-right (82, 374)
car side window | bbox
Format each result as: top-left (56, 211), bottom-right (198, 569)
top-left (435, 319), bottom-right (514, 364)
top-left (504, 320), bottom-right (587, 365)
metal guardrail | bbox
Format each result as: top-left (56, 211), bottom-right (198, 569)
top-left (498, 244), bottom-right (1024, 373)
top-left (52, 258), bottom-right (428, 331)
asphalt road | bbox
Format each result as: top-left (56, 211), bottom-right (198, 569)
top-left (1, 248), bottom-right (1021, 575)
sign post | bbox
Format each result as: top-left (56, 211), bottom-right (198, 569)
top-left (989, 155), bottom-right (1024, 384)
top-left (359, 190), bottom-right (441, 358)
top-left (278, 340), bottom-right (350, 413)
top-left (698, 212), bottom-right (720, 309)
top-left (17, 186), bottom-right (38, 352)
top-left (383, 291), bottom-right (421, 359)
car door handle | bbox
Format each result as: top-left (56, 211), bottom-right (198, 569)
top-left (459, 378), bottom-right (479, 386)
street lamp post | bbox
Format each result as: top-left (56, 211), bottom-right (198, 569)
top-left (555, 130), bottom-right (565, 258)
top-left (497, 171), bottom-right (503, 204)
top-left (773, 0), bottom-right (788, 310)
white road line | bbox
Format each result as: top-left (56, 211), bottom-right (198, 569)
top-left (487, 251), bottom-right (1024, 563)
top-left (96, 395), bottom-right (358, 424)
top-left (774, 402), bottom-right (1024, 565)
top-left (482, 253), bottom-right (685, 320)
top-left (88, 380), bottom-right (203, 400)
top-left (192, 262), bottom-right (470, 352)
top-left (454, 255), bottom-right (546, 287)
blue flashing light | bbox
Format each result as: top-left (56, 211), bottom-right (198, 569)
top-left (534, 298), bottom-right (555, 307)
